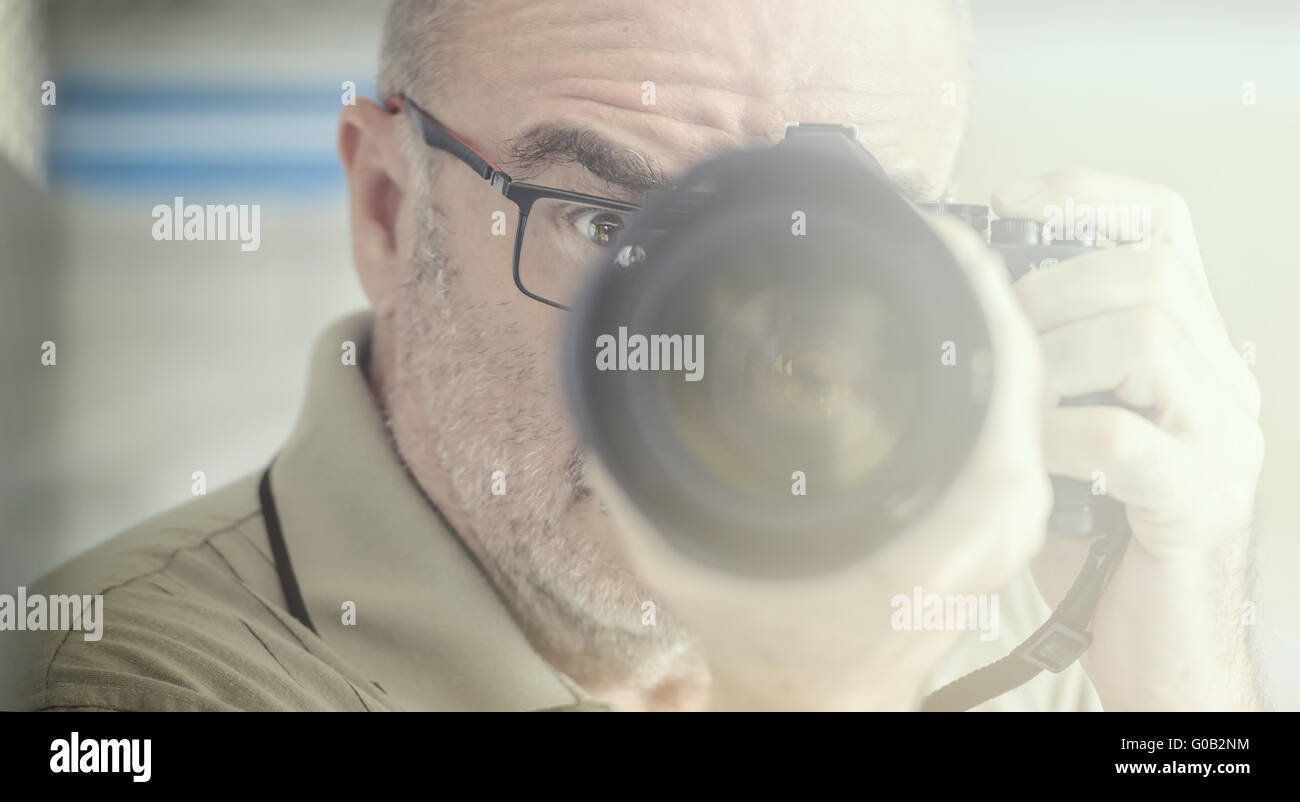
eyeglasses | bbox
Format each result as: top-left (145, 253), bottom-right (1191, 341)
top-left (392, 94), bottom-right (643, 310)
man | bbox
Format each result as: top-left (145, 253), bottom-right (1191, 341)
top-left (16, 0), bottom-right (1262, 711)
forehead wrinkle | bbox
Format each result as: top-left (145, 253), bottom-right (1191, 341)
top-left (444, 10), bottom-right (906, 121)
top-left (443, 1), bottom-right (758, 88)
top-left (435, 1), bottom-right (967, 198)
top-left (547, 85), bottom-right (920, 166)
top-left (532, 37), bottom-right (905, 123)
top-left (511, 9), bottom-right (883, 96)
top-left (552, 79), bottom-right (906, 142)
top-left (508, 97), bottom-right (753, 187)
top-left (438, 7), bottom-right (956, 154)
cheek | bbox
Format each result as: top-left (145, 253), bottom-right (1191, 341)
top-left (441, 212), bottom-right (515, 303)
top-left (443, 209), bottom-right (576, 364)
top-left (441, 218), bottom-right (574, 416)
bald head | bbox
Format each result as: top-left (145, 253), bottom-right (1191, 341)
top-left (379, 0), bottom-right (970, 199)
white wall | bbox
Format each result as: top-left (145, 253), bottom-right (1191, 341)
top-left (960, 0), bottom-right (1300, 709)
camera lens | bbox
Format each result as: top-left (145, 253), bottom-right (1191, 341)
top-left (565, 140), bottom-right (994, 576)
top-left (658, 228), bottom-right (921, 502)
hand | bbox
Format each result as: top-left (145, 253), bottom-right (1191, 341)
top-left (590, 215), bottom-right (1053, 710)
top-left (993, 168), bottom-right (1264, 710)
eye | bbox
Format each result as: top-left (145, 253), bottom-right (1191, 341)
top-left (572, 210), bottom-right (625, 246)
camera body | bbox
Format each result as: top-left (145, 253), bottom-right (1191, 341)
top-left (927, 202), bottom-right (1129, 537)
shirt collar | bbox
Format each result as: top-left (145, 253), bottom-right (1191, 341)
top-left (268, 311), bottom-right (599, 710)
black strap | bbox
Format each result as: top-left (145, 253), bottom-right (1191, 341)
top-left (920, 526), bottom-right (1131, 711)
top-left (259, 462), bottom-right (318, 635)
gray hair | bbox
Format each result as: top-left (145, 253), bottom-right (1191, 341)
top-left (377, 0), bottom-right (458, 104)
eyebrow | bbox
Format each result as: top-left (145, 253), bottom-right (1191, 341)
top-left (502, 123), bottom-right (938, 204)
top-left (503, 125), bottom-right (669, 195)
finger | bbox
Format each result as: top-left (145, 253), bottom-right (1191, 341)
top-left (1042, 405), bottom-right (1205, 510)
top-left (991, 167), bottom-right (1202, 274)
top-left (1013, 245), bottom-right (1203, 332)
top-left (1013, 246), bottom-right (1260, 419)
top-left (1038, 307), bottom-right (1228, 439)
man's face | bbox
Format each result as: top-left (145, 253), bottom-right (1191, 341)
top-left (383, 0), bottom-right (969, 690)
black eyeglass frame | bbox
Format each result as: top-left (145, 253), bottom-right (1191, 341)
top-left (394, 94), bottom-right (643, 310)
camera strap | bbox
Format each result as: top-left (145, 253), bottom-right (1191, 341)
top-left (919, 526), bottom-right (1131, 712)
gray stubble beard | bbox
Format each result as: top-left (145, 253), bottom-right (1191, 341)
top-left (383, 197), bottom-right (696, 693)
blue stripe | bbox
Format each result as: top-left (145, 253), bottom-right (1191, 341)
top-left (49, 160), bottom-right (344, 197)
top-left (49, 79), bottom-right (375, 196)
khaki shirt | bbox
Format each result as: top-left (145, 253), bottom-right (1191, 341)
top-left (13, 312), bottom-right (1101, 711)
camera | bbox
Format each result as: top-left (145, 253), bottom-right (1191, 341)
top-left (563, 124), bottom-right (1122, 578)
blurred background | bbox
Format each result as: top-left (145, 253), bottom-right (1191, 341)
top-left (0, 0), bottom-right (1296, 708)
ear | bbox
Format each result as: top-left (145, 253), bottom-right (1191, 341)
top-left (338, 97), bottom-right (410, 313)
